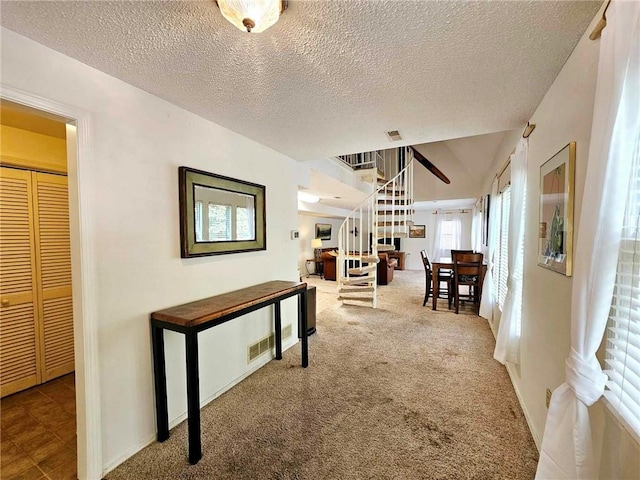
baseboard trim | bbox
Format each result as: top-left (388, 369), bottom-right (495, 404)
top-left (102, 338), bottom-right (299, 475)
top-left (505, 362), bottom-right (541, 450)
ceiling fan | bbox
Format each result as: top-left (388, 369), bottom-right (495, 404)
top-left (409, 147), bottom-right (451, 184)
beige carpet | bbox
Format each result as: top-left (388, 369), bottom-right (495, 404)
top-left (108, 271), bottom-right (538, 480)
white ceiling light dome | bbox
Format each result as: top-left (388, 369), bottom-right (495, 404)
top-left (216, 0), bottom-right (285, 33)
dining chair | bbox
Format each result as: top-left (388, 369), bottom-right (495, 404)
top-left (420, 250), bottom-right (452, 308)
top-left (451, 252), bottom-right (484, 315)
top-left (450, 250), bottom-right (475, 296)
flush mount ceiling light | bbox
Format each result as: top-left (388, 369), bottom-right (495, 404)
top-left (216, 0), bottom-right (288, 33)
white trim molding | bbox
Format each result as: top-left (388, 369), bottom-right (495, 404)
top-left (1, 85), bottom-right (103, 480)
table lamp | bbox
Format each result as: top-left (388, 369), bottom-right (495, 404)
top-left (311, 238), bottom-right (323, 259)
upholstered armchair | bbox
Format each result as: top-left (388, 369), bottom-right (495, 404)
top-left (376, 253), bottom-right (397, 285)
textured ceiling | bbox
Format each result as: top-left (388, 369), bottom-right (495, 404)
top-left (0, 1), bottom-right (601, 160)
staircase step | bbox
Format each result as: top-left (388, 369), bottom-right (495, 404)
top-left (377, 230), bottom-right (408, 237)
top-left (338, 296), bottom-right (374, 303)
top-left (347, 265), bottom-right (377, 275)
top-left (339, 287), bottom-right (375, 293)
top-left (341, 275), bottom-right (376, 285)
top-left (342, 254), bottom-right (379, 263)
top-left (377, 244), bottom-right (397, 252)
top-left (377, 199), bottom-right (413, 205)
top-left (378, 188), bottom-right (406, 194)
top-left (378, 210), bottom-right (415, 215)
top-left (376, 221), bottom-right (414, 227)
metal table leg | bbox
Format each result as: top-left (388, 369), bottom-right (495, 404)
top-left (185, 331), bottom-right (202, 464)
top-left (274, 301), bottom-right (282, 360)
top-left (300, 290), bottom-right (308, 368)
top-left (151, 324), bottom-right (169, 442)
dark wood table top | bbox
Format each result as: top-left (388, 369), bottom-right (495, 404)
top-left (151, 280), bottom-right (307, 328)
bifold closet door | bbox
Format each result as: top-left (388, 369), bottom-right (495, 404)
top-left (33, 172), bottom-right (74, 382)
top-left (0, 167), bottom-right (42, 397)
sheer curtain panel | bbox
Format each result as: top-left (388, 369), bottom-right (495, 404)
top-left (433, 212), bottom-right (463, 261)
top-left (451, 212), bottom-right (463, 251)
top-left (431, 212), bottom-right (445, 261)
top-left (494, 138), bottom-right (528, 365)
top-left (536, 2), bottom-right (640, 478)
top-left (480, 179), bottom-right (500, 320)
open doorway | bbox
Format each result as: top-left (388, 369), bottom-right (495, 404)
top-left (0, 97), bottom-right (98, 479)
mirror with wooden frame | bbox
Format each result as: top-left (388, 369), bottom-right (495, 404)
top-left (179, 167), bottom-right (266, 257)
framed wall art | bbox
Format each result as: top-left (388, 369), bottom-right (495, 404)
top-left (315, 223), bottom-right (332, 240)
top-left (409, 224), bottom-right (426, 238)
top-left (538, 142), bottom-right (575, 276)
top-left (179, 166), bottom-right (266, 257)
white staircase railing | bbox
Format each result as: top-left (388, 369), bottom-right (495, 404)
top-left (336, 148), bottom-right (403, 182)
top-left (337, 146), bottom-right (414, 308)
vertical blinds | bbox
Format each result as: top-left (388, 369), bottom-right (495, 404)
top-left (604, 145), bottom-right (640, 436)
top-left (498, 187), bottom-right (511, 309)
top-left (208, 204), bottom-right (231, 241)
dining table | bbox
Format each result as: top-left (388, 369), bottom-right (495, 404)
top-left (431, 257), bottom-right (487, 310)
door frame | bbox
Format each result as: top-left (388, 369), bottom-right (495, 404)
top-left (1, 85), bottom-right (103, 480)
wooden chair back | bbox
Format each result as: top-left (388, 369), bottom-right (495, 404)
top-left (452, 252), bottom-right (483, 280)
top-left (420, 249), bottom-right (432, 272)
top-left (451, 252), bottom-right (484, 314)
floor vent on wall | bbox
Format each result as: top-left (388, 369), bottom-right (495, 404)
top-left (247, 325), bottom-right (293, 363)
top-left (282, 324), bottom-right (292, 340)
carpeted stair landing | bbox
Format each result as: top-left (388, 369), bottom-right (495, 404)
top-left (108, 271), bottom-right (538, 480)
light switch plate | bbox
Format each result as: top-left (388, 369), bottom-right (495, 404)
top-left (291, 230), bottom-right (300, 239)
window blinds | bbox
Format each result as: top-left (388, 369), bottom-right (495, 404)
top-left (236, 206), bottom-right (252, 241)
top-left (440, 219), bottom-right (454, 251)
top-left (604, 149), bottom-right (640, 436)
top-left (208, 204), bottom-right (232, 241)
top-left (492, 194), bottom-right (502, 304)
top-left (195, 201), bottom-right (203, 242)
top-left (498, 187), bottom-right (511, 309)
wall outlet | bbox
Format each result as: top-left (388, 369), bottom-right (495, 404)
top-left (546, 388), bottom-right (552, 408)
top-left (291, 230), bottom-right (299, 240)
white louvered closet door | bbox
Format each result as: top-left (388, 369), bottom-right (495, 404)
top-left (33, 172), bottom-right (74, 382)
top-left (0, 167), bottom-right (41, 396)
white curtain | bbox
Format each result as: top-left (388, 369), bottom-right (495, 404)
top-left (431, 212), bottom-right (445, 261)
top-left (432, 212), bottom-right (462, 261)
top-left (536, 2), bottom-right (640, 478)
top-left (480, 178), bottom-right (499, 320)
top-left (494, 138), bottom-right (528, 364)
top-left (451, 211), bottom-right (462, 250)
top-left (471, 206), bottom-right (482, 252)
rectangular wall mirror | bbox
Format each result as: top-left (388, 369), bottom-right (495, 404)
top-left (179, 167), bottom-right (266, 257)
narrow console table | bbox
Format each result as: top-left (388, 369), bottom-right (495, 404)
top-left (150, 280), bottom-right (308, 465)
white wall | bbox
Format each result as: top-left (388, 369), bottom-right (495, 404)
top-left (1, 28), bottom-right (301, 474)
top-left (404, 209), bottom-right (473, 270)
top-left (478, 6), bottom-right (640, 476)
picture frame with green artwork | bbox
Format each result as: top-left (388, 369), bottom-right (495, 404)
top-left (538, 142), bottom-right (575, 276)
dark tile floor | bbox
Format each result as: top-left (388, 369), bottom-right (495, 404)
top-left (1, 374), bottom-right (76, 480)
